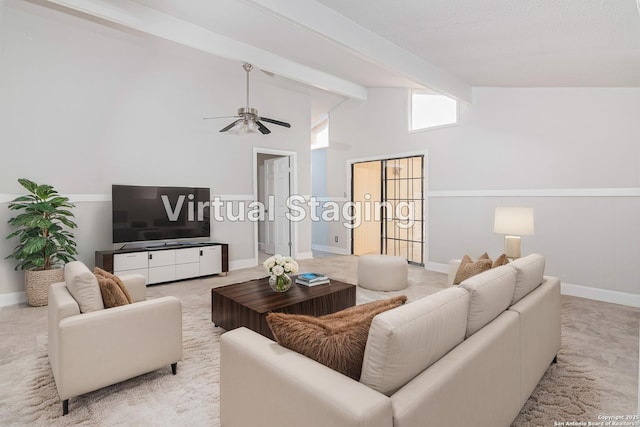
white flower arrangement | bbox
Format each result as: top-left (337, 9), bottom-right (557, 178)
top-left (263, 254), bottom-right (299, 277)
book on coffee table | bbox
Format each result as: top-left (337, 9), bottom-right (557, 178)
top-left (296, 273), bottom-right (330, 286)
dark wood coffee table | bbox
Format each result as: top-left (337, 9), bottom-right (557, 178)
top-left (211, 276), bottom-right (356, 340)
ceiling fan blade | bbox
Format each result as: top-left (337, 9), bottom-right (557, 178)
top-left (259, 117), bottom-right (291, 128)
top-left (219, 119), bottom-right (242, 133)
top-left (203, 115), bottom-right (241, 120)
top-left (256, 121), bottom-right (271, 135)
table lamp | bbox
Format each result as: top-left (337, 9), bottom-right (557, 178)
top-left (494, 207), bottom-right (534, 259)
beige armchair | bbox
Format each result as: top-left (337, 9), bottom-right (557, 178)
top-left (48, 264), bottom-right (182, 415)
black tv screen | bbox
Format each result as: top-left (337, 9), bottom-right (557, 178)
top-left (112, 185), bottom-right (211, 244)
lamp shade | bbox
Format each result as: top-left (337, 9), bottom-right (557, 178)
top-left (494, 207), bottom-right (534, 236)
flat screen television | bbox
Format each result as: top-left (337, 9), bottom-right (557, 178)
top-left (112, 185), bottom-right (211, 244)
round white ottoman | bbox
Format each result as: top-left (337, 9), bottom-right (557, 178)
top-left (357, 254), bottom-right (408, 291)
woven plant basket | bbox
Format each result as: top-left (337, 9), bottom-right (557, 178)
top-left (25, 268), bottom-right (64, 307)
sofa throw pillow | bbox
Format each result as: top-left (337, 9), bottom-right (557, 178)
top-left (318, 296), bottom-right (407, 322)
top-left (64, 261), bottom-right (105, 313)
top-left (453, 254), bottom-right (492, 285)
top-left (95, 275), bottom-right (131, 308)
top-left (492, 253), bottom-right (510, 268)
top-left (266, 296), bottom-right (407, 380)
top-left (94, 267), bottom-right (133, 304)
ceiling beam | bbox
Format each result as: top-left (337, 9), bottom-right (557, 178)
top-left (244, 0), bottom-right (473, 103)
top-left (42, 0), bottom-right (368, 100)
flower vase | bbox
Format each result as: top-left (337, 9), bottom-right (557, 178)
top-left (269, 273), bottom-right (292, 293)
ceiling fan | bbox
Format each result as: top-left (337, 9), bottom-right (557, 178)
top-left (203, 63), bottom-right (291, 135)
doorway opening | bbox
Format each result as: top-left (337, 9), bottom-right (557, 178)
top-left (255, 149), bottom-right (295, 264)
top-left (351, 155), bottom-right (425, 266)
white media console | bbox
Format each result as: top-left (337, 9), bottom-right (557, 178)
top-left (95, 242), bottom-right (229, 285)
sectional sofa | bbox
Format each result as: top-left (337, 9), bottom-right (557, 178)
top-left (220, 254), bottom-right (560, 427)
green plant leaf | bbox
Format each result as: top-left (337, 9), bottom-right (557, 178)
top-left (57, 217), bottom-right (77, 229)
top-left (17, 178), bottom-right (39, 194)
top-left (32, 202), bottom-right (55, 214)
top-left (48, 196), bottom-right (71, 207)
top-left (53, 209), bottom-right (75, 218)
top-left (6, 229), bottom-right (22, 239)
top-left (22, 237), bottom-right (47, 255)
top-left (9, 195), bottom-right (37, 204)
top-left (35, 184), bottom-right (55, 200)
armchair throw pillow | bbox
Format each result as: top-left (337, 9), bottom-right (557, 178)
top-left (64, 261), bottom-right (105, 313)
top-left (95, 275), bottom-right (131, 308)
top-left (94, 267), bottom-right (133, 304)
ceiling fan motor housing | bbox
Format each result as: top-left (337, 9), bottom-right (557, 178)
top-left (238, 107), bottom-right (258, 118)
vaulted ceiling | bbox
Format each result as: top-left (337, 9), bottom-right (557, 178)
top-left (42, 0), bottom-right (640, 108)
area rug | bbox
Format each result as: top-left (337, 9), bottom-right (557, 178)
top-left (513, 296), bottom-right (639, 425)
top-left (0, 292), bottom-right (223, 426)
top-left (0, 258), bottom-right (637, 426)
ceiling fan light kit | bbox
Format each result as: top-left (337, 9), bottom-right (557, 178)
top-left (204, 63), bottom-right (291, 135)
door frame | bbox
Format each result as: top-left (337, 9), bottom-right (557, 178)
top-left (253, 147), bottom-right (297, 265)
top-left (347, 149), bottom-right (429, 266)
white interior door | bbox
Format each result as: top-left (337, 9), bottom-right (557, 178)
top-left (273, 156), bottom-right (291, 256)
top-left (263, 160), bottom-right (275, 254)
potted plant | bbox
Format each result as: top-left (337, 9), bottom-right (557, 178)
top-left (5, 178), bottom-right (78, 306)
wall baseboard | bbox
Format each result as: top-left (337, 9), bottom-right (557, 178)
top-left (296, 251), bottom-right (314, 260)
top-left (427, 262), bottom-right (640, 308)
top-left (311, 244), bottom-right (349, 256)
top-left (229, 258), bottom-right (257, 271)
top-left (426, 262), bottom-right (449, 274)
top-left (561, 282), bottom-right (640, 308)
top-left (0, 292), bottom-right (26, 308)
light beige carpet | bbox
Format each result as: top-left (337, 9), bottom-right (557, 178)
top-left (0, 255), bottom-right (637, 426)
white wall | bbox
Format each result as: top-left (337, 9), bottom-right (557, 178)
top-left (0, 0), bottom-right (312, 298)
top-left (323, 87), bottom-right (640, 296)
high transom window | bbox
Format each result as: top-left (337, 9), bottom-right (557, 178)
top-left (311, 117), bottom-right (329, 149)
top-left (410, 89), bottom-right (457, 131)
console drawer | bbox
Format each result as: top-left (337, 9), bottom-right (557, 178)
top-left (176, 247), bottom-right (200, 264)
top-left (114, 252), bottom-right (148, 271)
top-left (149, 265), bottom-right (176, 284)
top-left (148, 249), bottom-right (176, 267)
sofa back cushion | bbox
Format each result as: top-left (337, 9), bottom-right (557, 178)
top-left (360, 287), bottom-right (469, 396)
top-left (508, 254), bottom-right (546, 305)
top-left (460, 265), bottom-right (516, 338)
top-left (64, 261), bottom-right (104, 313)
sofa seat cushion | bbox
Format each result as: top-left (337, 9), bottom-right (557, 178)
top-left (360, 287), bottom-right (469, 396)
top-left (460, 265), bottom-right (516, 338)
top-left (508, 254), bottom-right (546, 305)
top-left (64, 261), bottom-right (104, 313)
top-left (266, 296), bottom-right (407, 380)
